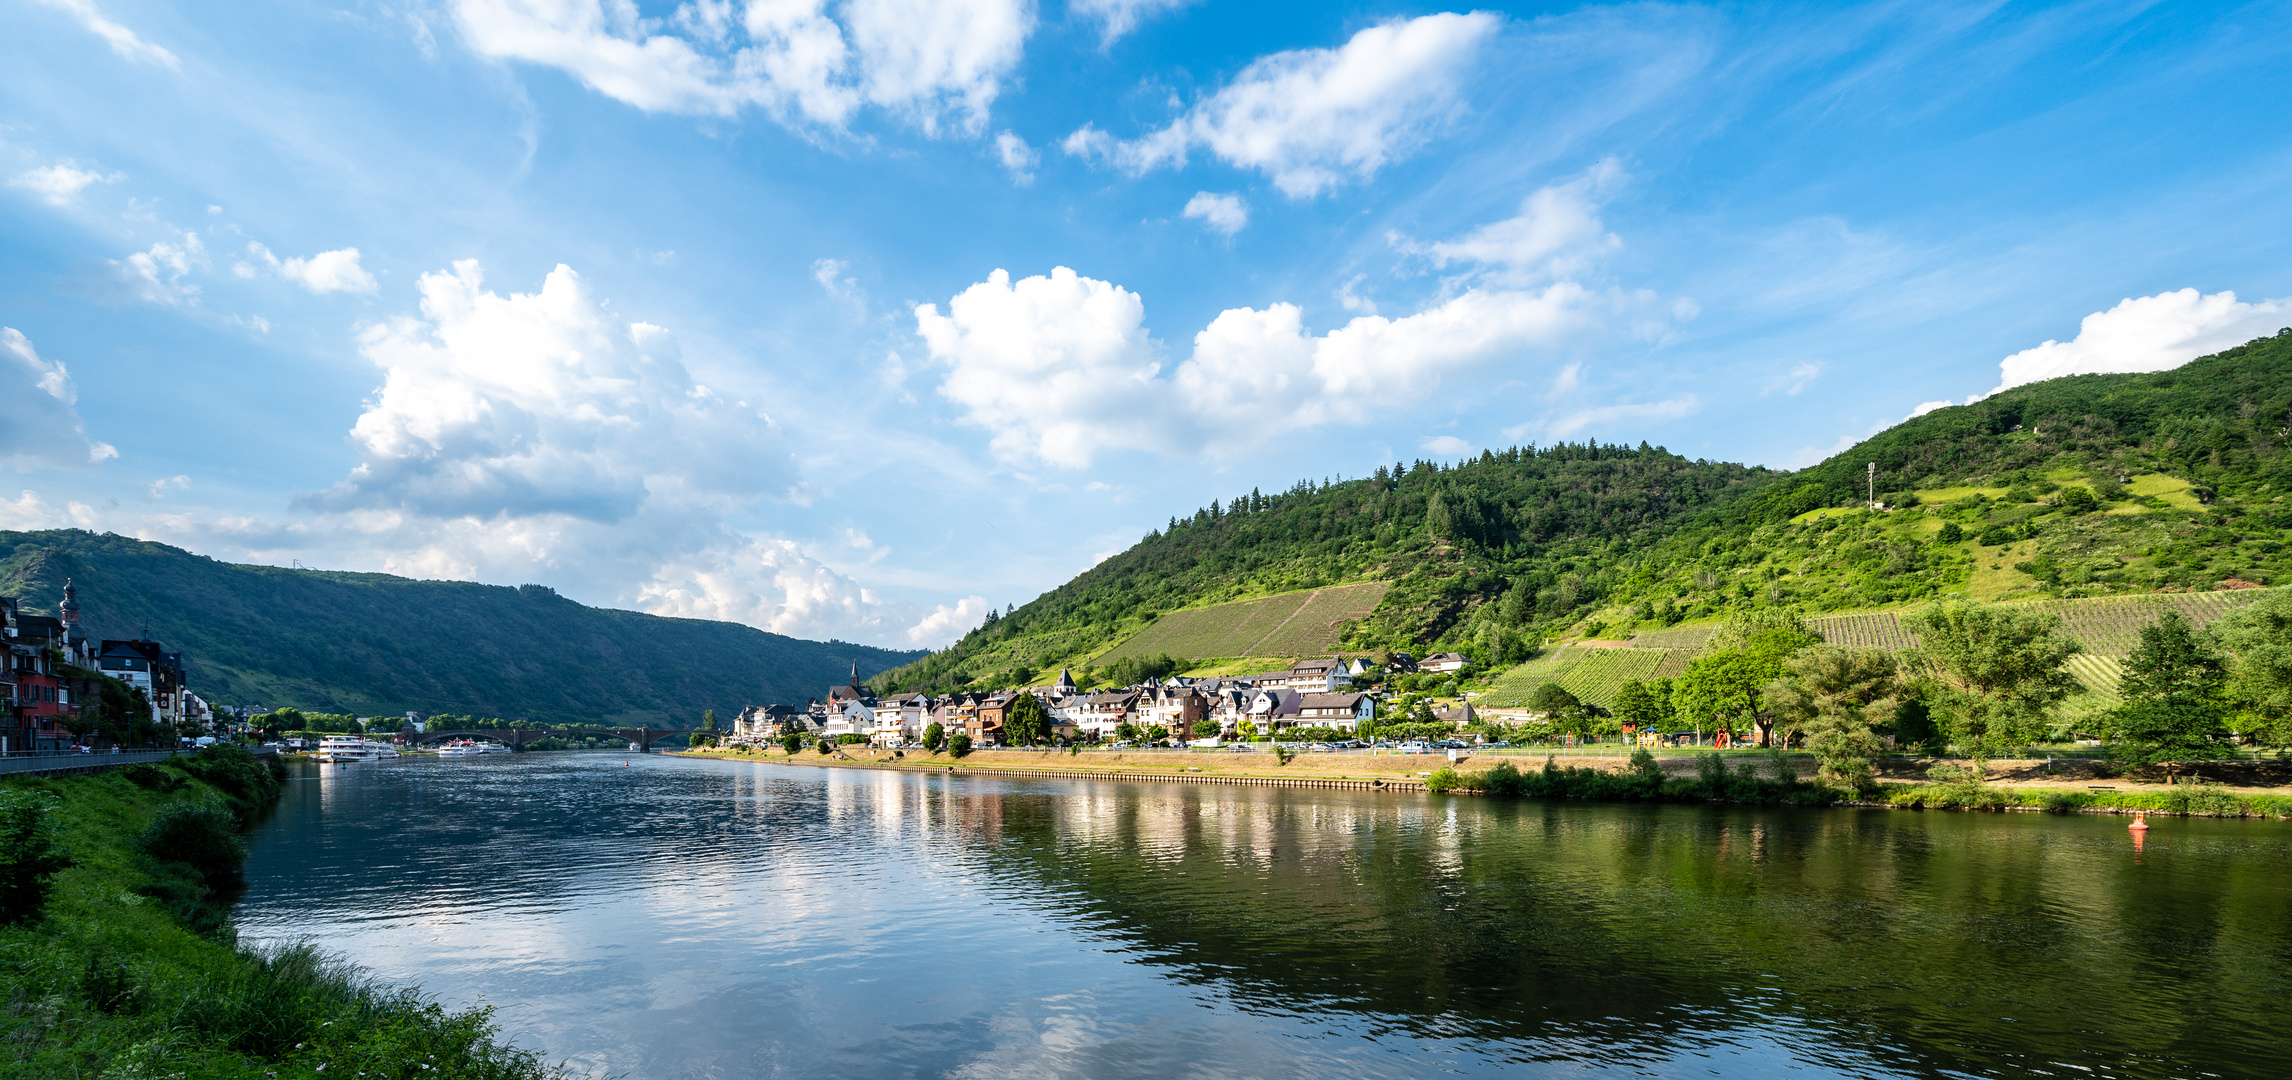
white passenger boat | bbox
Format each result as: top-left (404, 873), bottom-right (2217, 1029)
top-left (315, 735), bottom-right (400, 762)
top-left (437, 740), bottom-right (483, 758)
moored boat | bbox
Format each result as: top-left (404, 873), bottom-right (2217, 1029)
top-left (315, 734), bottom-right (400, 762)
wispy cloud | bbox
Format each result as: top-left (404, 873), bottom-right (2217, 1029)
top-left (37, 0), bottom-right (179, 69)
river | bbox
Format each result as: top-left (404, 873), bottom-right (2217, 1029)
top-left (234, 753), bottom-right (2292, 1079)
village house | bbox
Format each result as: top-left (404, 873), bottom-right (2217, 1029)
top-left (1072, 688), bottom-right (1141, 740)
top-left (1293, 691), bottom-right (1374, 731)
top-left (872, 692), bottom-right (933, 747)
top-left (1419, 652), bottom-right (1469, 674)
top-left (1134, 685), bottom-right (1206, 735)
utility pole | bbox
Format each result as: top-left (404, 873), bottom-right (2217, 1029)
top-left (1867, 462), bottom-right (1876, 509)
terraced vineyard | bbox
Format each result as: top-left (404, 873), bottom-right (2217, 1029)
top-left (1807, 611), bottom-right (1920, 651)
top-left (2064, 654), bottom-right (2124, 700)
top-left (1484, 646), bottom-right (1689, 709)
top-left (1097, 581), bottom-right (1390, 662)
top-left (1613, 588), bottom-right (2281, 661)
top-left (2034, 590), bottom-right (2269, 656)
top-left (1627, 625), bottom-right (1718, 651)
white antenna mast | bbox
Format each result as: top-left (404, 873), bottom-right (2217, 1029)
top-left (1867, 462), bottom-right (1876, 509)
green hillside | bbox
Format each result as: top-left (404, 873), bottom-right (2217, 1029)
top-left (880, 329), bottom-right (2292, 694)
top-left (0, 530), bottom-right (920, 727)
top-left (1095, 582), bottom-right (1390, 662)
top-left (1484, 588), bottom-right (2284, 711)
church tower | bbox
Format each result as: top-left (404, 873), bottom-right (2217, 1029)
top-left (59, 577), bottom-right (86, 663)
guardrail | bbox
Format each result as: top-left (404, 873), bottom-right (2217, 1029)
top-left (0, 748), bottom-right (185, 777)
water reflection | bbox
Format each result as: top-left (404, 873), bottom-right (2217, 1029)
top-left (237, 756), bottom-right (2292, 1079)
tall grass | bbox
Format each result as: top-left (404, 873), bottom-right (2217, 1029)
top-left (0, 765), bottom-right (564, 1078)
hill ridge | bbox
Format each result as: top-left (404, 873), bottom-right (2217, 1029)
top-left (0, 530), bottom-right (920, 725)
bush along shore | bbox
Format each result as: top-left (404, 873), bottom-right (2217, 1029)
top-left (0, 747), bottom-right (562, 1079)
top-left (1422, 750), bottom-right (2292, 818)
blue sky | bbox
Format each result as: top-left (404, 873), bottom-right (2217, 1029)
top-left (4, 0), bottom-right (2290, 648)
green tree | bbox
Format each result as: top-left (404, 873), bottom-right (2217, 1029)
top-left (1903, 598), bottom-right (2082, 767)
top-left (1675, 653), bottom-right (1763, 744)
top-left (1676, 610), bottom-right (1821, 746)
top-left (2213, 589), bottom-right (2292, 749)
top-left (922, 721), bottom-right (945, 752)
top-left (1004, 692), bottom-right (1051, 746)
top-left (1613, 679), bottom-right (1661, 733)
top-left (2108, 611), bottom-right (2231, 777)
top-left (948, 732), bottom-right (973, 756)
top-left (1113, 722), bottom-right (1139, 743)
top-left (1764, 647), bottom-right (1900, 788)
top-left (1191, 718), bottom-right (1220, 739)
top-left (1525, 683), bottom-right (1579, 719)
top-left (781, 731), bottom-right (804, 754)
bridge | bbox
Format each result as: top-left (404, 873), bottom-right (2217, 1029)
top-left (406, 727), bottom-right (705, 751)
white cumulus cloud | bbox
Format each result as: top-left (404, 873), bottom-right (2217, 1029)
top-left (1405, 159), bottom-right (1622, 282)
top-left (1991, 287), bottom-right (2291, 394)
top-left (1420, 434), bottom-right (1471, 456)
top-left (994, 130), bottom-right (1037, 183)
top-left (914, 266), bottom-right (1614, 468)
top-left (113, 231), bottom-right (205, 305)
top-left (9, 163), bottom-right (123, 206)
top-left (451, 0), bottom-right (1031, 134)
top-left (244, 243), bottom-right (380, 295)
top-left (1, 327), bottom-right (119, 471)
top-left (638, 537), bottom-right (893, 639)
top-left (301, 259), bottom-right (796, 521)
top-left (1181, 191), bottom-right (1246, 236)
top-left (1063, 12), bottom-right (1498, 197)
top-left (904, 594), bottom-right (988, 646)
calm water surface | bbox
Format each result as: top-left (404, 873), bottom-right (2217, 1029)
top-left (235, 754), bottom-right (2292, 1079)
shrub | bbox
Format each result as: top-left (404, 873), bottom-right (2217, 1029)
top-left (1628, 748), bottom-right (1665, 787)
top-left (170, 744), bottom-right (283, 809)
top-left (121, 763), bottom-right (183, 791)
top-left (815, 738), bottom-right (833, 755)
top-left (0, 789), bottom-right (71, 925)
top-left (1425, 767), bottom-right (1461, 793)
top-left (949, 733), bottom-right (973, 757)
top-left (138, 801), bottom-right (246, 888)
top-left (2040, 790), bottom-right (2089, 814)
top-left (1477, 760), bottom-right (1526, 795)
top-left (781, 732), bottom-right (804, 754)
top-left (922, 722), bottom-right (945, 752)
top-left (2163, 782), bottom-right (2247, 817)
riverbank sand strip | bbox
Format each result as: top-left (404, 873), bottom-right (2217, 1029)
top-left (670, 747), bottom-right (2292, 799)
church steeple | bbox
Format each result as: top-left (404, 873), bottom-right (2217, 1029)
top-left (59, 578), bottom-right (82, 641)
top-left (851, 660), bottom-right (860, 686)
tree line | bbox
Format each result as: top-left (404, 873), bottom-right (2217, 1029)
top-left (1561, 592), bottom-right (2292, 789)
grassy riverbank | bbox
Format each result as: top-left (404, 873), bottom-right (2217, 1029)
top-left (676, 745), bottom-right (2292, 818)
top-left (1, 750), bottom-right (560, 1079)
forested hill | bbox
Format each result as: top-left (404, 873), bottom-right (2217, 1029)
top-left (0, 531), bottom-right (921, 727)
top-left (883, 444), bottom-right (1781, 692)
top-left (880, 328), bottom-right (2292, 694)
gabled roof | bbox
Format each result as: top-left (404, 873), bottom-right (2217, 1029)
top-left (1298, 692), bottom-right (1368, 710)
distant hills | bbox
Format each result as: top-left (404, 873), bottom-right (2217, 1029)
top-left (880, 329), bottom-right (2292, 693)
top-left (0, 531), bottom-right (921, 727)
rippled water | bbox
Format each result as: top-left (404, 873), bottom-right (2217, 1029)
top-left (235, 754), bottom-right (2292, 1079)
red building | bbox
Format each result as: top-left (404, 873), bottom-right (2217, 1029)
top-left (3, 596), bottom-right (74, 753)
